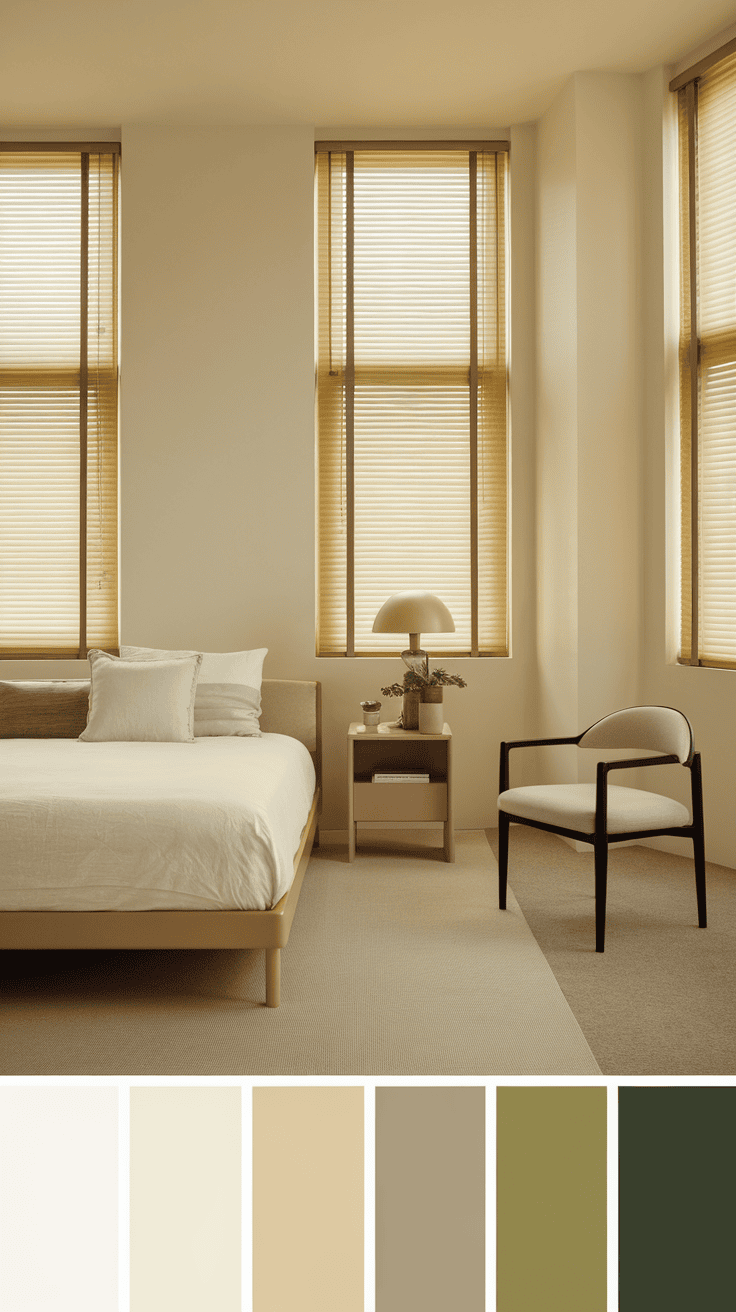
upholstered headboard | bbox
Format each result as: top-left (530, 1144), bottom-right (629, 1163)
top-left (0, 676), bottom-right (323, 794)
top-left (260, 679), bottom-right (322, 788)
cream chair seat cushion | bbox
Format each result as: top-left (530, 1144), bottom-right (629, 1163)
top-left (498, 783), bottom-right (690, 834)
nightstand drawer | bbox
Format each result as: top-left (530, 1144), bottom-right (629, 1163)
top-left (353, 781), bottom-right (447, 822)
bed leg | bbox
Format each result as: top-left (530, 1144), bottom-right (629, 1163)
top-left (265, 948), bottom-right (281, 1007)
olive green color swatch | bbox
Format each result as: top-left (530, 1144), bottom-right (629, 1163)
top-left (375, 1086), bottom-right (485, 1312)
top-left (497, 1085), bottom-right (606, 1311)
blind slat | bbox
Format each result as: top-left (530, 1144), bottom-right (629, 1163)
top-left (679, 53), bottom-right (736, 666)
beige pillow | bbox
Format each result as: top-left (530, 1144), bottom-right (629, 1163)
top-left (120, 645), bottom-right (267, 736)
top-left (80, 650), bottom-right (202, 743)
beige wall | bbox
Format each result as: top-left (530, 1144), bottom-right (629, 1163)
top-left (535, 72), bottom-right (643, 786)
top-left (535, 78), bottom-right (579, 782)
top-left (638, 66), bottom-right (736, 868)
top-left (534, 63), bottom-right (736, 870)
top-left (5, 80), bottom-right (736, 864)
top-left (4, 122), bottom-right (538, 834)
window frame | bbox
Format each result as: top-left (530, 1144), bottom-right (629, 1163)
top-left (0, 141), bottom-right (120, 659)
top-left (314, 139), bottom-right (510, 659)
top-left (671, 44), bottom-right (736, 668)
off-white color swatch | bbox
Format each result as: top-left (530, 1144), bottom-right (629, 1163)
top-left (0, 1086), bottom-right (118, 1312)
top-left (130, 1086), bottom-right (241, 1312)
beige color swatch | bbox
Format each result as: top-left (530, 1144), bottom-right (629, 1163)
top-left (130, 1086), bottom-right (241, 1312)
top-left (253, 1086), bottom-right (364, 1312)
top-left (375, 1086), bottom-right (486, 1312)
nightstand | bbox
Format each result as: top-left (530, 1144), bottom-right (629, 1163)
top-left (347, 721), bottom-right (454, 862)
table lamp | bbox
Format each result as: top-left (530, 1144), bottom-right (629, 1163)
top-left (372, 591), bottom-right (455, 676)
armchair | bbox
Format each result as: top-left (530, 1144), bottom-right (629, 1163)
top-left (497, 706), bottom-right (706, 952)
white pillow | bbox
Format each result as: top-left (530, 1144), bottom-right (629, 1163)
top-left (119, 646), bottom-right (267, 736)
top-left (80, 650), bottom-right (202, 743)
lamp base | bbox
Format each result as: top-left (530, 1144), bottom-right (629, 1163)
top-left (401, 648), bottom-right (428, 678)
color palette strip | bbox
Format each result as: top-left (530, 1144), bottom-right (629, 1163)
top-left (3, 1081), bottom-right (734, 1310)
top-left (375, 1086), bottom-right (486, 1312)
top-left (619, 1086), bottom-right (736, 1311)
top-left (497, 1085), bottom-right (607, 1311)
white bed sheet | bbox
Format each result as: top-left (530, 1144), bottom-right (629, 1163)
top-left (0, 734), bottom-right (316, 912)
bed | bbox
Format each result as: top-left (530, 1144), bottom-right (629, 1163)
top-left (0, 674), bottom-right (322, 1007)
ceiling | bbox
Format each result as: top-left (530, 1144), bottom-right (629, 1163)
top-left (1, 0), bottom-right (734, 130)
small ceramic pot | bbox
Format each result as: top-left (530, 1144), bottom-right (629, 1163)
top-left (360, 700), bottom-right (381, 727)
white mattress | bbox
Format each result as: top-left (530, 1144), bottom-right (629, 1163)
top-left (0, 734), bottom-right (316, 912)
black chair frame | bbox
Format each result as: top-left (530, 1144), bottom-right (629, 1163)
top-left (498, 733), bottom-right (706, 952)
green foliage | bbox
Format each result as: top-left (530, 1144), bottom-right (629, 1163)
top-left (380, 667), bottom-right (467, 697)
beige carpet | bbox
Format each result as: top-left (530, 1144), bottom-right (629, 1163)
top-left (0, 830), bottom-right (600, 1076)
top-left (486, 825), bottom-right (736, 1075)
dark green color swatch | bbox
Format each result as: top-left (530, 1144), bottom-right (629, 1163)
top-left (619, 1086), bottom-right (736, 1311)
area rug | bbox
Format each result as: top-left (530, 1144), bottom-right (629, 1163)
top-left (0, 830), bottom-right (601, 1075)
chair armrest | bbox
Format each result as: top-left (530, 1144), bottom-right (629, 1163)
top-left (499, 735), bottom-right (581, 794)
top-left (597, 754), bottom-right (680, 774)
top-left (594, 755), bottom-right (680, 833)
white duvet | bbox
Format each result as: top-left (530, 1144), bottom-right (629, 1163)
top-left (0, 734), bottom-right (316, 912)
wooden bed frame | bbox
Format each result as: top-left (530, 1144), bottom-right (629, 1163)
top-left (0, 678), bottom-right (322, 1007)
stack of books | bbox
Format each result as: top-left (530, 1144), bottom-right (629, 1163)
top-left (372, 770), bottom-right (430, 783)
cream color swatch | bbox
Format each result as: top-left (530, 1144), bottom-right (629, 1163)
top-left (253, 1086), bottom-right (364, 1311)
top-left (130, 1086), bottom-right (241, 1312)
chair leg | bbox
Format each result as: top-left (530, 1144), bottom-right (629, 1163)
top-left (594, 837), bottom-right (608, 953)
top-left (498, 811), bottom-right (510, 910)
top-left (693, 830), bottom-right (707, 929)
top-left (690, 754), bottom-right (707, 930)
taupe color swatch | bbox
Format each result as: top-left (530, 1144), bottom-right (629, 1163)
top-left (253, 1086), bottom-right (364, 1312)
top-left (497, 1086), bottom-right (607, 1311)
top-left (130, 1086), bottom-right (241, 1312)
top-left (375, 1086), bottom-right (485, 1312)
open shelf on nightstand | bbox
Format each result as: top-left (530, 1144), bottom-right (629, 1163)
top-left (347, 721), bottom-right (454, 861)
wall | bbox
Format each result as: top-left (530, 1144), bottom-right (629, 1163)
top-left (638, 65), bottom-right (736, 868)
top-left (535, 73), bottom-right (643, 788)
top-left (4, 122), bottom-right (539, 835)
top-left (534, 61), bottom-right (736, 871)
top-left (535, 78), bottom-right (579, 781)
top-left (9, 87), bottom-right (732, 865)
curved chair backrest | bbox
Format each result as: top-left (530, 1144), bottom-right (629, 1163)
top-left (578, 706), bottom-right (693, 764)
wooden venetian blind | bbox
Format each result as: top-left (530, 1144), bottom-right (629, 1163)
top-left (674, 49), bottom-right (736, 666)
top-left (315, 143), bottom-right (509, 657)
top-left (0, 144), bottom-right (119, 658)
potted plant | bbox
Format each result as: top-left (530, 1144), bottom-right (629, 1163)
top-left (380, 667), bottom-right (467, 731)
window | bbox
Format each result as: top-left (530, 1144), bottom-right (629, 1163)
top-left (315, 142), bottom-right (509, 657)
top-left (673, 44), bottom-right (736, 667)
top-left (0, 143), bottom-right (119, 658)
